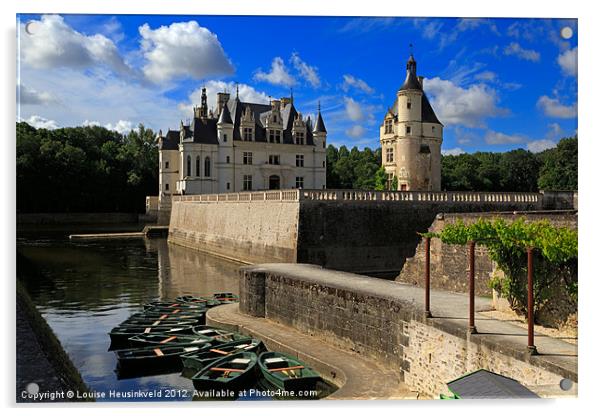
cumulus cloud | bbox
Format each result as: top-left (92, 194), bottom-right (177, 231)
top-left (345, 125), bottom-right (366, 138)
top-left (344, 97), bottom-right (364, 122)
top-left (290, 53), bottom-right (320, 88)
top-left (442, 147), bottom-right (466, 156)
top-left (341, 75), bottom-right (375, 94)
top-left (19, 15), bottom-right (132, 76)
top-left (558, 46), bottom-right (577, 77)
top-left (537, 95), bottom-right (577, 118)
top-left (254, 57), bottom-right (296, 87)
top-left (180, 81), bottom-right (270, 115)
top-left (527, 139), bottom-right (556, 153)
top-left (484, 130), bottom-right (525, 145)
top-left (21, 115), bottom-right (59, 129)
top-left (139, 21), bottom-right (234, 83)
top-left (105, 120), bottom-right (134, 134)
top-left (503, 42), bottom-right (540, 62)
top-left (18, 83), bottom-right (57, 105)
top-left (423, 77), bottom-right (507, 127)
top-left (82, 120), bottom-right (101, 127)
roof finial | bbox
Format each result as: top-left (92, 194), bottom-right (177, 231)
top-left (236, 82), bottom-right (239, 98)
top-left (409, 42), bottom-right (414, 56)
top-left (290, 87), bottom-right (294, 104)
top-left (318, 100), bottom-right (321, 112)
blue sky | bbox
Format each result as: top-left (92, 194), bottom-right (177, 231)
top-left (17, 14), bottom-right (577, 154)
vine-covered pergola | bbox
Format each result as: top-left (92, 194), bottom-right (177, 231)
top-left (421, 218), bottom-right (577, 354)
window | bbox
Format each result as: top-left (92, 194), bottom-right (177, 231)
top-left (226, 156), bottom-right (230, 163)
top-left (243, 152), bottom-right (253, 165)
top-left (196, 156), bottom-right (200, 177)
top-left (432, 126), bottom-right (436, 134)
top-left (226, 182), bottom-right (230, 190)
top-left (273, 115), bottom-right (277, 122)
top-left (268, 155), bottom-right (280, 165)
top-left (322, 141), bottom-right (325, 148)
top-left (386, 148), bottom-right (394, 163)
top-left (186, 155), bottom-right (191, 177)
top-left (269, 130), bottom-right (281, 143)
top-left (295, 176), bottom-right (304, 189)
top-left (223, 134), bottom-right (228, 142)
top-left (165, 183), bottom-right (169, 191)
top-left (406, 125), bottom-right (411, 134)
top-left (243, 128), bottom-right (253, 141)
top-left (407, 101), bottom-right (412, 109)
top-left (243, 175), bottom-right (252, 191)
top-left (322, 160), bottom-right (325, 168)
top-left (295, 132), bottom-right (304, 145)
top-left (385, 119), bottom-right (393, 134)
top-left (204, 157), bottom-right (211, 177)
top-left (296, 154), bottom-right (304, 167)
top-left (165, 161), bottom-right (169, 169)
top-left (386, 173), bottom-right (394, 190)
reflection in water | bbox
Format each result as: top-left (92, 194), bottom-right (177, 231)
top-left (17, 230), bottom-right (241, 402)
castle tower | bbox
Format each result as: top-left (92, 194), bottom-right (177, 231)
top-left (380, 54), bottom-right (443, 191)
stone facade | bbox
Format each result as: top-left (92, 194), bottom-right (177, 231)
top-left (157, 88), bottom-right (327, 218)
top-left (380, 55), bottom-right (443, 191)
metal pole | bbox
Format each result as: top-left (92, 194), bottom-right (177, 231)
top-left (424, 236), bottom-right (432, 318)
top-left (468, 240), bottom-right (477, 334)
top-left (527, 247), bottom-right (538, 354)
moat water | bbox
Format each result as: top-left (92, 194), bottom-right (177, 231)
top-left (17, 224), bottom-right (334, 401)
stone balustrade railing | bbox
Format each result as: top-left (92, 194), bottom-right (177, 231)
top-left (172, 189), bottom-right (542, 205)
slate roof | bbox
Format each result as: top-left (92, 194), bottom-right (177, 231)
top-left (313, 111), bottom-right (327, 134)
top-left (447, 370), bottom-right (539, 399)
top-left (388, 93), bottom-right (442, 125)
top-left (218, 103), bottom-right (233, 124)
top-left (159, 130), bottom-right (180, 150)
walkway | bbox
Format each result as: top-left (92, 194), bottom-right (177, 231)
top-left (206, 303), bottom-right (417, 400)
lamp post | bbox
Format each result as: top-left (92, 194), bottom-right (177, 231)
top-left (424, 236), bottom-right (432, 318)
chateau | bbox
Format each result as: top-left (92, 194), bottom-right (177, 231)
top-left (157, 88), bottom-right (327, 208)
top-left (380, 54), bottom-right (443, 191)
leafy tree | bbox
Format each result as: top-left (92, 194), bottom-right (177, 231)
top-left (537, 136), bottom-right (578, 191)
top-left (374, 166), bottom-right (387, 190)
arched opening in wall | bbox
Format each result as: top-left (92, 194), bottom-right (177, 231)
top-left (186, 155), bottom-right (191, 177)
top-left (196, 156), bottom-right (200, 177)
top-left (204, 157), bottom-right (211, 177)
top-left (269, 175), bottom-right (280, 190)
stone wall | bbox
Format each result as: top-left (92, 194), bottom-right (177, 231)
top-left (170, 189), bottom-right (545, 276)
top-left (397, 211), bottom-right (578, 331)
top-left (239, 264), bottom-right (576, 398)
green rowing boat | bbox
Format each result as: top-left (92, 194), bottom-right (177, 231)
top-left (258, 352), bottom-right (321, 393)
top-left (191, 352), bottom-right (258, 393)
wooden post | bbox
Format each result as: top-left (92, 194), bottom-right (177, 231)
top-left (527, 247), bottom-right (538, 354)
top-left (424, 236), bottom-right (432, 318)
top-left (468, 240), bottom-right (477, 334)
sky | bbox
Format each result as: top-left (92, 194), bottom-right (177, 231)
top-left (16, 14), bottom-right (577, 154)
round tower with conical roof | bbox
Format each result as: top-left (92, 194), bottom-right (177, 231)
top-left (380, 54), bottom-right (443, 191)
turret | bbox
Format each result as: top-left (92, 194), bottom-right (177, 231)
top-left (312, 102), bottom-right (327, 150)
top-left (217, 104), bottom-right (234, 146)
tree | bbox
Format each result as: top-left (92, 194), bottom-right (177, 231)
top-left (373, 166), bottom-right (387, 190)
top-left (537, 136), bottom-right (578, 191)
top-left (498, 149), bottom-right (540, 192)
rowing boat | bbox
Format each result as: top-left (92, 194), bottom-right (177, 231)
top-left (191, 352), bottom-right (258, 393)
top-left (212, 292), bottom-right (239, 303)
top-left (108, 324), bottom-right (196, 349)
top-left (175, 295), bottom-right (221, 307)
top-left (127, 332), bottom-right (213, 348)
top-left (181, 338), bottom-right (264, 372)
top-left (116, 344), bottom-right (207, 373)
top-left (258, 352), bottom-right (321, 393)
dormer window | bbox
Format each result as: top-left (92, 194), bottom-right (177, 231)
top-left (223, 133), bottom-right (228, 142)
top-left (269, 129), bottom-right (281, 143)
top-left (385, 119), bottom-right (393, 134)
top-left (273, 115), bottom-right (278, 123)
top-left (295, 131), bottom-right (305, 145)
top-left (243, 128), bottom-right (253, 141)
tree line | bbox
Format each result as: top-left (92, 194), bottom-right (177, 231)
top-left (16, 121), bottom-right (577, 213)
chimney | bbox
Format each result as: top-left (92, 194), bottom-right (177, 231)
top-left (280, 97), bottom-right (291, 108)
top-left (217, 92), bottom-right (230, 115)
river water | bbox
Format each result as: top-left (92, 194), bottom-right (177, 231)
top-left (17, 225), bottom-right (263, 402)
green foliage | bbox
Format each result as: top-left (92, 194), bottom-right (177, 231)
top-left (17, 122), bottom-right (158, 213)
top-left (537, 136), bottom-right (578, 191)
top-left (435, 219), bottom-right (577, 317)
top-left (373, 166), bottom-right (387, 190)
top-left (326, 144), bottom-right (381, 189)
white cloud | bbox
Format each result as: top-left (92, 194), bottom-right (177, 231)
top-left (253, 57), bottom-right (296, 87)
top-left (527, 139), bottom-right (556, 153)
top-left (345, 125), bottom-right (366, 138)
top-left (484, 130), bottom-right (525, 145)
top-left (180, 81), bottom-right (270, 115)
top-left (344, 97), bottom-right (363, 122)
top-left (18, 83), bottom-right (57, 105)
top-left (105, 120), bottom-right (134, 134)
top-left (558, 46), bottom-right (577, 77)
top-left (21, 115), bottom-right (59, 129)
top-left (139, 21), bottom-right (234, 83)
top-left (548, 122), bottom-right (562, 137)
top-left (442, 147), bottom-right (466, 156)
top-left (503, 42), bottom-right (540, 62)
top-left (423, 77), bottom-right (507, 128)
top-left (20, 15), bottom-right (132, 76)
top-left (537, 95), bottom-right (577, 118)
top-left (290, 53), bottom-right (320, 88)
top-left (474, 71), bottom-right (497, 82)
top-left (82, 120), bottom-right (101, 127)
top-left (341, 75), bottom-right (375, 94)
